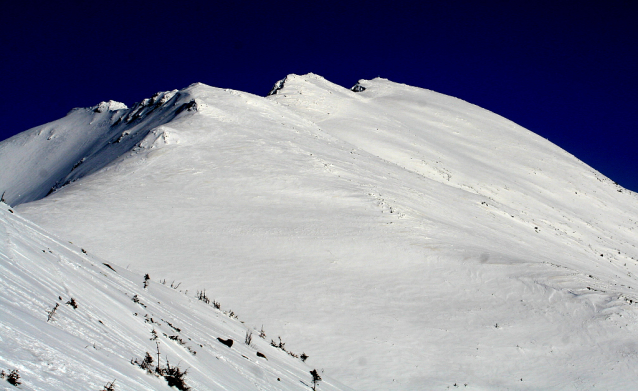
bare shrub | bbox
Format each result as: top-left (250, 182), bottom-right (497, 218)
top-left (101, 379), bottom-right (116, 391)
top-left (47, 303), bottom-right (59, 322)
top-left (66, 297), bottom-right (78, 309)
top-left (196, 290), bottom-right (210, 304)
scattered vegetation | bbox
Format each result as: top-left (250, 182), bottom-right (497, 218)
top-left (196, 290), bottom-right (210, 304)
top-left (144, 314), bottom-right (158, 324)
top-left (131, 295), bottom-right (147, 308)
top-left (168, 334), bottom-right (187, 345)
top-left (196, 289), bottom-right (222, 310)
top-left (131, 344), bottom-right (190, 390)
top-left (271, 336), bottom-right (285, 350)
top-left (163, 319), bottom-right (181, 332)
top-left (271, 336), bottom-right (302, 359)
top-left (258, 325), bottom-right (266, 339)
top-left (162, 332), bottom-right (196, 355)
top-left (40, 268), bottom-right (320, 389)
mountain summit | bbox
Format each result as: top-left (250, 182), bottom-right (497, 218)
top-left (2, 74), bottom-right (638, 390)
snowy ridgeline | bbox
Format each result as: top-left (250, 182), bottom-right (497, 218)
top-left (2, 73), bottom-right (638, 390)
top-left (0, 203), bottom-right (350, 391)
top-left (0, 88), bottom-right (205, 206)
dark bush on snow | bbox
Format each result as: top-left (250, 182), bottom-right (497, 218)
top-left (1, 369), bottom-right (21, 386)
top-left (163, 361), bottom-right (190, 391)
top-left (310, 369), bottom-right (322, 391)
top-left (131, 352), bottom-right (155, 374)
top-left (132, 350), bottom-right (190, 390)
top-left (101, 379), bottom-right (116, 391)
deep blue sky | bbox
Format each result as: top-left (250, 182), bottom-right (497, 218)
top-left (2, 1), bottom-right (637, 191)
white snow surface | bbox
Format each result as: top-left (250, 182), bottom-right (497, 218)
top-left (0, 202), bottom-right (350, 391)
top-left (3, 73), bottom-right (638, 389)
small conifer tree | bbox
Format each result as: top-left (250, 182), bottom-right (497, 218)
top-left (310, 369), bottom-right (321, 391)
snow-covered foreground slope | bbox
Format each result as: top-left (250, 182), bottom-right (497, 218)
top-left (0, 203), bottom-right (350, 390)
top-left (5, 74), bottom-right (638, 389)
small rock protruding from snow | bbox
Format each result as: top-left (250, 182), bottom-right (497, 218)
top-left (92, 100), bottom-right (128, 113)
top-left (217, 337), bottom-right (234, 348)
top-left (175, 99), bottom-right (200, 115)
top-left (351, 83), bottom-right (366, 92)
top-left (268, 77), bottom-right (288, 96)
top-left (147, 90), bottom-right (178, 106)
top-left (138, 127), bottom-right (178, 149)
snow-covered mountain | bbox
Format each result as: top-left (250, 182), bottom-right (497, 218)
top-left (2, 73), bottom-right (638, 390)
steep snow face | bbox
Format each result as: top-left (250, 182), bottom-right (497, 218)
top-left (0, 203), bottom-right (351, 391)
top-left (0, 88), bottom-right (202, 206)
top-left (9, 74), bottom-right (638, 390)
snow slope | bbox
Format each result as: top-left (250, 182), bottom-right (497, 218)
top-left (4, 74), bottom-right (638, 389)
top-left (0, 201), bottom-right (350, 390)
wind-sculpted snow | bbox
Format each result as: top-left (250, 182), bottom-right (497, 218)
top-left (6, 74), bottom-right (638, 389)
top-left (0, 203), bottom-right (351, 390)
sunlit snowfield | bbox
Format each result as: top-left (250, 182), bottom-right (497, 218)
top-left (0, 203), bottom-right (352, 390)
top-left (3, 74), bottom-right (638, 389)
